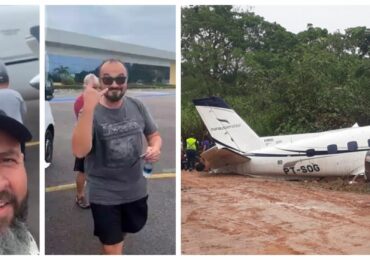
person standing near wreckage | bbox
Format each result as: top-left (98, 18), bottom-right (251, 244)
top-left (186, 136), bottom-right (198, 171)
top-left (365, 151), bottom-right (370, 181)
top-left (72, 59), bottom-right (162, 255)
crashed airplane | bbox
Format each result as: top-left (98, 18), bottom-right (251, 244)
top-left (193, 97), bottom-right (370, 181)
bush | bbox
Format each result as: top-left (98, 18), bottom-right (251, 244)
top-left (60, 74), bottom-right (75, 85)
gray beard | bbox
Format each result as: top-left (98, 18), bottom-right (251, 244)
top-left (0, 192), bottom-right (31, 255)
top-left (0, 219), bottom-right (31, 255)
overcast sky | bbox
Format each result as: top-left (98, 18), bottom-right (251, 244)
top-left (46, 5), bottom-right (175, 52)
top-left (249, 5), bottom-right (370, 34)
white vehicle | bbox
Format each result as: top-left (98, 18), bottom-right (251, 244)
top-left (27, 73), bottom-right (55, 167)
top-left (45, 101), bottom-right (55, 167)
top-left (194, 97), bottom-right (370, 180)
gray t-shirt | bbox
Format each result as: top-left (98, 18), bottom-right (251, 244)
top-left (85, 96), bottom-right (158, 205)
top-left (0, 88), bottom-right (27, 123)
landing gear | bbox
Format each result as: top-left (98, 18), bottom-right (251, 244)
top-left (349, 174), bottom-right (364, 185)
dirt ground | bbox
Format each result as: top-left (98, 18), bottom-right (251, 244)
top-left (181, 171), bottom-right (370, 255)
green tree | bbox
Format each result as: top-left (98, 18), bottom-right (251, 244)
top-left (181, 5), bottom-right (370, 139)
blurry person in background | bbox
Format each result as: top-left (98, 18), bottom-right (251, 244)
top-left (73, 74), bottom-right (100, 209)
top-left (0, 62), bottom-right (27, 124)
top-left (186, 135), bottom-right (197, 172)
top-left (0, 110), bottom-right (38, 255)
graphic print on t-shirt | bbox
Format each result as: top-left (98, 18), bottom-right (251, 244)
top-left (99, 120), bottom-right (142, 168)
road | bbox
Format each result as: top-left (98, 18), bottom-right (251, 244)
top-left (182, 171), bottom-right (370, 254)
top-left (45, 89), bottom-right (175, 254)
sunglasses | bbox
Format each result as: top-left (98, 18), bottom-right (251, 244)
top-left (101, 76), bottom-right (127, 85)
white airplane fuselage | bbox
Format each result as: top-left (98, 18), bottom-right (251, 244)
top-left (223, 128), bottom-right (369, 177)
top-left (194, 97), bottom-right (370, 178)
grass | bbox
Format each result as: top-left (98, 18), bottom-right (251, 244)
top-left (299, 177), bottom-right (370, 194)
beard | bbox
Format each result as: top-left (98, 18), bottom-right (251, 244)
top-left (0, 191), bottom-right (30, 255)
top-left (104, 87), bottom-right (125, 102)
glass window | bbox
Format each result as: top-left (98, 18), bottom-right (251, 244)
top-left (327, 144), bottom-right (338, 154)
top-left (47, 54), bottom-right (170, 84)
top-left (347, 141), bottom-right (358, 151)
top-left (306, 149), bottom-right (315, 157)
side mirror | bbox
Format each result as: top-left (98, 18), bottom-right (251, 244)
top-left (0, 61), bottom-right (9, 86)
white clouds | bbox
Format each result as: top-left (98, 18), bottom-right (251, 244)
top-left (251, 5), bottom-right (370, 34)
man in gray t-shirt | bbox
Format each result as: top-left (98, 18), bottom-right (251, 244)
top-left (72, 59), bottom-right (162, 255)
top-left (0, 62), bottom-right (27, 124)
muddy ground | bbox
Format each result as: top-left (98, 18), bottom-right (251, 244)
top-left (181, 171), bottom-right (370, 255)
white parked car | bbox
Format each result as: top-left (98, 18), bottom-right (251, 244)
top-left (45, 100), bottom-right (54, 167)
top-left (45, 76), bottom-right (55, 168)
top-left (28, 74), bottom-right (55, 168)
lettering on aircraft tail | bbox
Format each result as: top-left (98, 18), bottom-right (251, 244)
top-left (211, 124), bottom-right (241, 131)
top-left (216, 118), bottom-right (230, 124)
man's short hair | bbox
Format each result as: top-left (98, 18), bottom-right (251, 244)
top-left (97, 59), bottom-right (128, 77)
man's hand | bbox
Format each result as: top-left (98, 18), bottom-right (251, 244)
top-left (83, 82), bottom-right (108, 112)
top-left (144, 146), bottom-right (161, 163)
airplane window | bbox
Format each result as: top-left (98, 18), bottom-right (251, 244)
top-left (368, 139), bottom-right (370, 147)
top-left (347, 141), bottom-right (358, 151)
top-left (306, 149), bottom-right (315, 157)
top-left (327, 144), bottom-right (337, 154)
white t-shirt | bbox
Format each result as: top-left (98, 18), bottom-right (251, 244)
top-left (28, 232), bottom-right (39, 255)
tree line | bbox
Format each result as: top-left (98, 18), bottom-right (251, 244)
top-left (181, 5), bottom-right (370, 139)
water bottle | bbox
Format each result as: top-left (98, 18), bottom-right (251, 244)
top-left (143, 161), bottom-right (153, 178)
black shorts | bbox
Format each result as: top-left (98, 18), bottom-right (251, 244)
top-left (74, 157), bottom-right (85, 172)
top-left (90, 195), bottom-right (148, 245)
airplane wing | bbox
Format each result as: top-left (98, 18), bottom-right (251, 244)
top-left (201, 146), bottom-right (250, 169)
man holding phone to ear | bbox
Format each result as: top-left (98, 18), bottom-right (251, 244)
top-left (72, 59), bottom-right (162, 255)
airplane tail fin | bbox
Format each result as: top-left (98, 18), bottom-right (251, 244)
top-left (193, 97), bottom-right (263, 154)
